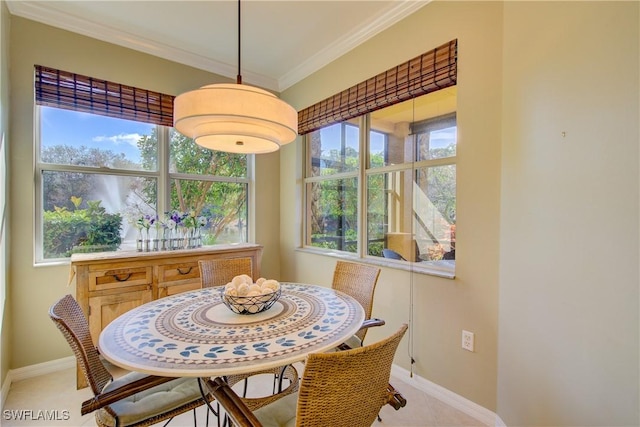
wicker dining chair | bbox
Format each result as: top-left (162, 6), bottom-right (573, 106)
top-left (206, 324), bottom-right (408, 427)
top-left (199, 257), bottom-right (254, 288)
top-left (331, 260), bottom-right (382, 347)
top-left (49, 294), bottom-right (214, 427)
top-left (330, 261), bottom-right (405, 420)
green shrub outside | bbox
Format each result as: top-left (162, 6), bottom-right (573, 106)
top-left (368, 242), bottom-right (383, 257)
top-left (43, 198), bottom-right (122, 258)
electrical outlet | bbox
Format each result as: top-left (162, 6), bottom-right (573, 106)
top-left (462, 330), bottom-right (474, 352)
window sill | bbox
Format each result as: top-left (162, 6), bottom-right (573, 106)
top-left (34, 259), bottom-right (71, 268)
top-left (295, 247), bottom-right (455, 279)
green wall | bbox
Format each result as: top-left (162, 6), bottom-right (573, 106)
top-left (6, 16), bottom-right (282, 370)
top-left (281, 0), bottom-right (502, 412)
top-left (2, 2), bottom-right (638, 425)
top-left (281, 1), bottom-right (639, 424)
top-left (0, 0), bottom-right (10, 391)
top-left (498, 2), bottom-right (639, 425)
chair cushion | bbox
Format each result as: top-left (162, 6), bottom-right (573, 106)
top-left (342, 334), bottom-right (362, 349)
top-left (95, 372), bottom-right (202, 427)
top-left (253, 391), bottom-right (298, 427)
top-left (325, 334), bottom-right (362, 353)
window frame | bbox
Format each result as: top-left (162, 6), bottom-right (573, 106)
top-left (34, 106), bottom-right (253, 265)
top-left (303, 120), bottom-right (361, 254)
top-left (302, 111), bottom-right (456, 279)
top-left (298, 41), bottom-right (457, 278)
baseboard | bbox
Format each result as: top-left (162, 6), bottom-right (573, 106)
top-left (495, 414), bottom-right (507, 427)
top-left (9, 356), bottom-right (76, 382)
top-left (391, 364), bottom-right (503, 427)
top-left (0, 372), bottom-right (10, 410)
top-left (1, 356), bottom-right (75, 410)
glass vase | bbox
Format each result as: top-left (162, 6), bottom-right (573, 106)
top-left (171, 229), bottom-right (180, 250)
top-left (196, 228), bottom-right (202, 248)
top-left (161, 228), bottom-right (169, 251)
top-left (189, 228), bottom-right (197, 248)
top-left (152, 227), bottom-right (160, 251)
top-left (136, 229), bottom-right (143, 252)
top-left (143, 229), bottom-right (150, 251)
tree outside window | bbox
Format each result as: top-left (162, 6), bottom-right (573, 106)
top-left (304, 89), bottom-right (457, 275)
top-left (37, 107), bottom-right (249, 261)
top-left (305, 122), bottom-right (359, 253)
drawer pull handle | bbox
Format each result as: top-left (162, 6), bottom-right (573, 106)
top-left (112, 273), bottom-right (132, 282)
top-left (177, 267), bottom-right (193, 275)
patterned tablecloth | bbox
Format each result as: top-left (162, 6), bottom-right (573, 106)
top-left (98, 283), bottom-right (365, 377)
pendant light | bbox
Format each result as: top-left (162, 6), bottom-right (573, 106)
top-left (173, 0), bottom-right (298, 154)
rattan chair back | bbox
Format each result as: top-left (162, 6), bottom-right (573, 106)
top-left (50, 295), bottom-right (211, 427)
top-left (331, 261), bottom-right (381, 342)
top-left (199, 257), bottom-right (253, 288)
top-left (49, 294), bottom-right (113, 396)
top-left (205, 324), bottom-right (408, 427)
top-left (226, 365), bottom-right (300, 411)
top-left (296, 323), bottom-right (407, 427)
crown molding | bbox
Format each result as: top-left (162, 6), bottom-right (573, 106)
top-left (7, 0), bottom-right (430, 93)
top-left (6, 0), bottom-right (278, 91)
top-left (278, 0), bottom-right (431, 91)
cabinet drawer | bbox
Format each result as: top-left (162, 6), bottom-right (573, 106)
top-left (158, 261), bottom-right (201, 287)
top-left (88, 289), bottom-right (153, 345)
top-left (89, 266), bottom-right (152, 292)
top-left (157, 281), bottom-right (202, 299)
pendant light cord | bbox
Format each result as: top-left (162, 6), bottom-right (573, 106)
top-left (236, 0), bottom-right (242, 84)
top-left (408, 99), bottom-right (416, 378)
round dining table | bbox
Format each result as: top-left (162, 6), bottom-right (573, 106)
top-left (98, 282), bottom-right (365, 378)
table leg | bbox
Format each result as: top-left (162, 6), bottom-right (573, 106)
top-left (198, 377), bottom-right (224, 427)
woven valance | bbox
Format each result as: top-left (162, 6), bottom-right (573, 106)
top-left (298, 39), bottom-right (457, 135)
top-left (34, 65), bottom-right (174, 127)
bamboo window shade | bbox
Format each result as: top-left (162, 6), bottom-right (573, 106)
top-left (298, 39), bottom-right (457, 135)
top-left (34, 65), bottom-right (175, 127)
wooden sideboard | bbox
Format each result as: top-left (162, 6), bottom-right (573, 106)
top-left (70, 243), bottom-right (263, 388)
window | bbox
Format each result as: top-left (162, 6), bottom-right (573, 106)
top-left (304, 89), bottom-right (457, 276)
top-left (367, 98), bottom-right (456, 268)
top-left (305, 120), bottom-right (360, 253)
top-left (35, 67), bottom-right (249, 263)
top-left (300, 40), bottom-right (457, 277)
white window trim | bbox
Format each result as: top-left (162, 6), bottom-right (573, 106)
top-left (34, 107), bottom-right (253, 265)
top-left (301, 114), bottom-right (456, 279)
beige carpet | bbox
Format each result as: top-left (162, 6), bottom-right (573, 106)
top-left (3, 364), bottom-right (487, 427)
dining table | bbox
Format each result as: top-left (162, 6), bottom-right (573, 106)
top-left (98, 282), bottom-right (365, 379)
